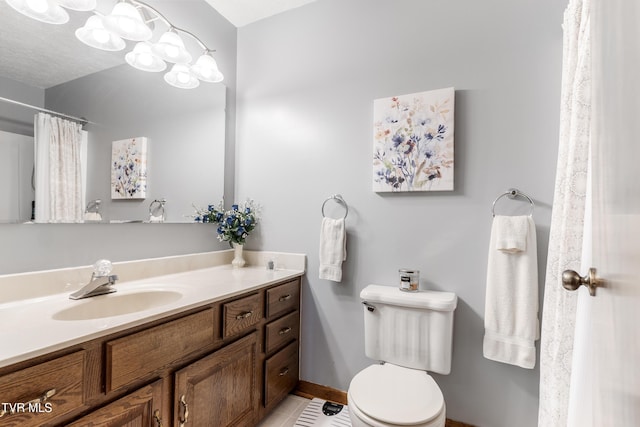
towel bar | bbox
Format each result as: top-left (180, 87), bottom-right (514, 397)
top-left (321, 194), bottom-right (348, 219)
top-left (491, 188), bottom-right (534, 217)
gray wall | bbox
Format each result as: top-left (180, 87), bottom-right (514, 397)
top-left (0, 0), bottom-right (236, 273)
top-left (235, 1), bottom-right (564, 426)
top-left (0, 76), bottom-right (43, 136)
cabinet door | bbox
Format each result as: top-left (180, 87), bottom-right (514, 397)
top-left (66, 379), bottom-right (164, 427)
top-left (174, 332), bottom-right (258, 427)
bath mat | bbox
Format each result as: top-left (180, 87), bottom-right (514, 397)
top-left (294, 398), bottom-right (351, 427)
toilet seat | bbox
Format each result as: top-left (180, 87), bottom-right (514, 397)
top-left (348, 363), bottom-right (445, 426)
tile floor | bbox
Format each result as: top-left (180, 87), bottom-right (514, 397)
top-left (258, 394), bottom-right (311, 427)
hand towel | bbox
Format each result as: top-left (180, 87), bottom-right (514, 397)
top-left (483, 215), bottom-right (539, 369)
top-left (319, 217), bottom-right (346, 282)
top-left (494, 215), bottom-right (529, 253)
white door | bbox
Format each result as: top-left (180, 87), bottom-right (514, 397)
top-left (567, 0), bottom-right (640, 425)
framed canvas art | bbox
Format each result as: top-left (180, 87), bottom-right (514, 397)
top-left (111, 137), bottom-right (148, 199)
top-left (373, 87), bottom-right (455, 192)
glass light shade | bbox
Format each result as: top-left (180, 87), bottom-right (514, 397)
top-left (102, 1), bottom-right (152, 41)
top-left (164, 64), bottom-right (199, 89)
top-left (191, 54), bottom-right (224, 83)
top-left (153, 30), bottom-right (192, 63)
top-left (57, 0), bottom-right (95, 11)
top-left (125, 42), bottom-right (166, 72)
top-left (6, 0), bottom-right (69, 24)
top-left (76, 15), bottom-right (125, 51)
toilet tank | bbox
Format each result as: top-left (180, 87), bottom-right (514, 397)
top-left (360, 284), bottom-right (457, 375)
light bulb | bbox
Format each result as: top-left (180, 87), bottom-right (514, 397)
top-left (165, 45), bottom-right (179, 59)
top-left (119, 18), bottom-right (135, 34)
top-left (76, 15), bottom-right (125, 51)
top-left (138, 53), bottom-right (153, 67)
top-left (26, 0), bottom-right (48, 13)
top-left (177, 71), bottom-right (190, 84)
top-left (191, 53), bottom-right (224, 83)
top-left (125, 42), bottom-right (166, 72)
top-left (93, 27), bottom-right (110, 44)
top-left (164, 63), bottom-right (199, 89)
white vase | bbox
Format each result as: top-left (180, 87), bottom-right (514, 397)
top-left (232, 242), bottom-right (246, 268)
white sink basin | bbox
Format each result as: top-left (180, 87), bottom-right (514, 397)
top-left (52, 290), bottom-right (183, 321)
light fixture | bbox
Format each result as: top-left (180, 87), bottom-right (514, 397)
top-left (191, 53), bottom-right (224, 83)
top-left (125, 42), bottom-right (166, 72)
top-left (164, 64), bottom-right (199, 89)
top-left (153, 30), bottom-right (192, 64)
top-left (76, 15), bottom-right (125, 51)
top-left (102, 1), bottom-right (152, 41)
top-left (5, 0), bottom-right (69, 24)
top-left (57, 0), bottom-right (95, 11)
top-left (4, 0), bottom-right (224, 88)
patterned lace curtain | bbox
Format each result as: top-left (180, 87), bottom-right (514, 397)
top-left (537, 0), bottom-right (591, 425)
top-left (34, 113), bottom-right (86, 223)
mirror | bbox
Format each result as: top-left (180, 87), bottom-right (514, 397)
top-left (0, 0), bottom-right (226, 223)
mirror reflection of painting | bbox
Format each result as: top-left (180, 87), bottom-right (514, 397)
top-left (111, 137), bottom-right (148, 200)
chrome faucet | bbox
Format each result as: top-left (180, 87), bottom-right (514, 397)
top-left (69, 260), bottom-right (118, 300)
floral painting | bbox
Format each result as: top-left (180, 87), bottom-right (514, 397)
top-left (111, 137), bottom-right (148, 199)
top-left (373, 87), bottom-right (454, 192)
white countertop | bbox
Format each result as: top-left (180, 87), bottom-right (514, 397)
top-left (0, 252), bottom-right (305, 369)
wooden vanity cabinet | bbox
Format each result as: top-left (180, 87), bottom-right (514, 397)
top-left (0, 276), bottom-right (301, 427)
top-left (174, 332), bottom-right (259, 427)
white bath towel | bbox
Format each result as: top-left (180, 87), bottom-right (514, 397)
top-left (319, 217), bottom-right (346, 282)
top-left (483, 215), bottom-right (539, 369)
top-left (494, 215), bottom-right (529, 253)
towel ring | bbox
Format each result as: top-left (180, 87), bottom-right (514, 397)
top-left (321, 194), bottom-right (349, 219)
top-left (491, 188), bottom-right (534, 217)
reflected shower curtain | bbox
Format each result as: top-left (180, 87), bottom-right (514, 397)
top-left (538, 0), bottom-right (591, 425)
top-left (34, 112), bottom-right (87, 223)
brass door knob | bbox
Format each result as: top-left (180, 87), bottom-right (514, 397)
top-left (562, 268), bottom-right (599, 296)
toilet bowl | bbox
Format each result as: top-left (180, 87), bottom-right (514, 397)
top-left (347, 363), bottom-right (446, 427)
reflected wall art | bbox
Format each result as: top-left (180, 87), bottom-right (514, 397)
top-left (111, 137), bottom-right (148, 199)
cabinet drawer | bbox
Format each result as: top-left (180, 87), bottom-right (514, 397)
top-left (106, 308), bottom-right (215, 392)
top-left (265, 310), bottom-right (300, 354)
top-left (264, 341), bottom-right (299, 408)
top-left (0, 351), bottom-right (85, 426)
top-left (266, 279), bottom-right (300, 319)
top-left (222, 293), bottom-right (263, 339)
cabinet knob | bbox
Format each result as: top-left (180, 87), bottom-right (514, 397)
top-left (279, 294), bottom-right (292, 302)
top-left (279, 367), bottom-right (290, 377)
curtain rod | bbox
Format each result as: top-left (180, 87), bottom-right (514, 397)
top-left (0, 96), bottom-right (89, 126)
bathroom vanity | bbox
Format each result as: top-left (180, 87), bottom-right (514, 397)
top-left (0, 251), bottom-right (304, 426)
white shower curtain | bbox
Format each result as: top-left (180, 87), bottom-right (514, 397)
top-left (538, 0), bottom-right (591, 425)
top-left (566, 0), bottom-right (640, 424)
top-left (34, 113), bottom-right (87, 223)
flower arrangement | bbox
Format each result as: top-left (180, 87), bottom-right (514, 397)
top-left (194, 199), bottom-right (260, 245)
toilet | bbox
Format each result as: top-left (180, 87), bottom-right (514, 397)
top-left (347, 284), bottom-right (457, 427)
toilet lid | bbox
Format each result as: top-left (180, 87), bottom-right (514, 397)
top-left (349, 363), bottom-right (444, 425)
